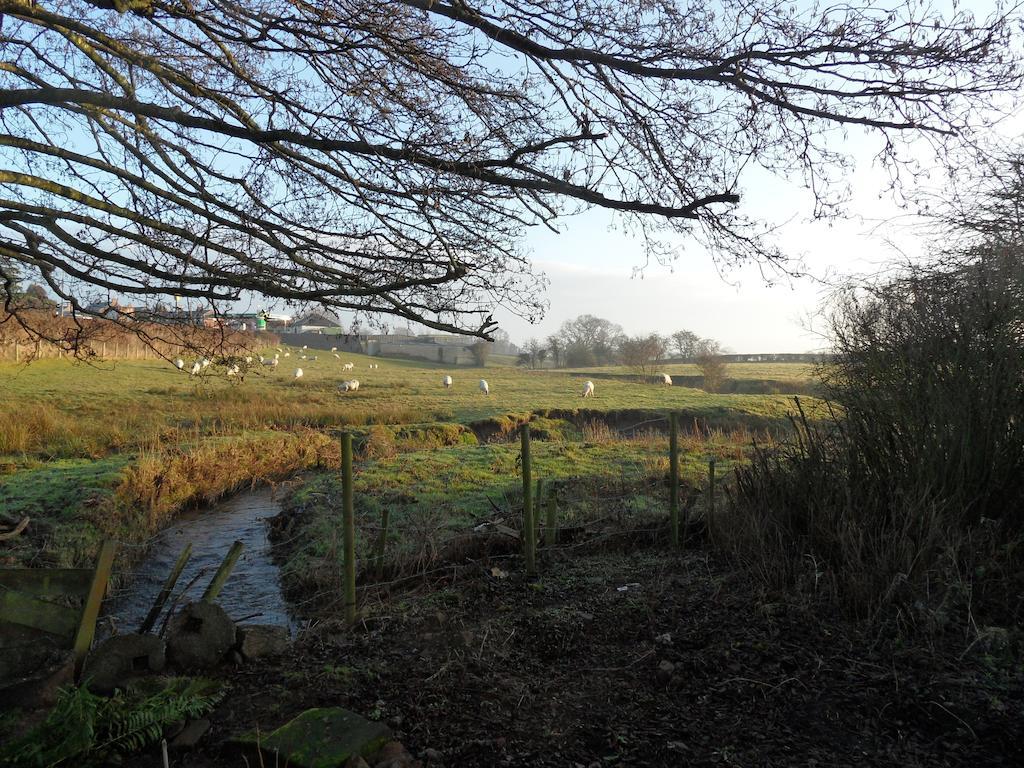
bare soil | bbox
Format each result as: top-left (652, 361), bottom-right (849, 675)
top-left (143, 548), bottom-right (1021, 767)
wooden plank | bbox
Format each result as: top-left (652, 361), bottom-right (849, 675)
top-left (139, 543), bottom-right (192, 634)
top-left (0, 569), bottom-right (93, 600)
top-left (0, 589), bottom-right (79, 639)
top-left (72, 541), bottom-right (116, 679)
top-left (201, 540), bottom-right (244, 603)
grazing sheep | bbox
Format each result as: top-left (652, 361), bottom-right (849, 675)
top-left (479, 379), bottom-right (489, 395)
top-left (174, 358), bottom-right (185, 370)
top-left (582, 380), bottom-right (595, 398)
top-left (443, 375), bottom-right (453, 389)
top-left (244, 356), bottom-right (253, 364)
top-left (276, 347), bottom-right (282, 352)
top-left (284, 352), bottom-right (290, 358)
top-left (262, 357), bottom-right (278, 367)
top-left (308, 355), bottom-right (318, 362)
top-left (201, 358), bottom-right (211, 369)
top-left (294, 368), bottom-right (304, 379)
top-left (331, 346), bottom-right (337, 353)
top-left (227, 364), bottom-right (240, 377)
top-left (343, 362), bottom-right (354, 371)
top-left (660, 373), bottom-right (673, 386)
top-left (339, 379), bottom-right (360, 392)
top-left (302, 345), bottom-right (307, 350)
top-left (189, 361), bottom-right (202, 376)
top-left (333, 353), bottom-right (341, 359)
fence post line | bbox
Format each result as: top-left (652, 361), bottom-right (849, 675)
top-left (669, 411), bottom-right (680, 547)
top-left (520, 424), bottom-right (536, 576)
top-left (707, 457), bottom-right (717, 539)
top-left (341, 432), bottom-right (357, 623)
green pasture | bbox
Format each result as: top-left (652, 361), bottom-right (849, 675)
top-left (0, 349), bottom-right (818, 567)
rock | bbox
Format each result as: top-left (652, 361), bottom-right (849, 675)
top-left (233, 707), bottom-right (392, 768)
top-left (237, 624), bottom-right (290, 660)
top-left (170, 718), bottom-right (211, 749)
top-left (82, 634), bottom-right (166, 693)
top-left (656, 659), bottom-right (676, 684)
top-left (166, 602), bottom-right (236, 669)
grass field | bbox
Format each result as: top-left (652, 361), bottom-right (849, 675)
top-left (0, 350), bottom-right (818, 568)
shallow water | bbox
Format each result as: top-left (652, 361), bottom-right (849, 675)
top-left (102, 486), bottom-right (294, 635)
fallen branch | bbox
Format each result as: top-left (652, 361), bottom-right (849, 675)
top-left (0, 517), bottom-right (29, 541)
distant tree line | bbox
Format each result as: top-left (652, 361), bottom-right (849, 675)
top-left (517, 314), bottom-right (723, 373)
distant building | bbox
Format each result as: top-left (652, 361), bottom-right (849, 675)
top-left (286, 311), bottom-right (341, 334)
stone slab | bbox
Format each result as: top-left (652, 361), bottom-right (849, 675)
top-left (234, 707), bottom-right (392, 768)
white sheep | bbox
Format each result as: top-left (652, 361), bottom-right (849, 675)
top-left (582, 380), bottom-right (595, 398)
top-left (262, 358), bottom-right (278, 368)
top-left (660, 373), bottom-right (673, 386)
top-left (308, 355), bottom-right (318, 361)
top-left (200, 358), bottom-right (211, 369)
top-left (479, 379), bottom-right (489, 395)
top-left (244, 356), bottom-right (253, 364)
top-left (189, 360), bottom-right (202, 376)
top-left (339, 379), bottom-right (360, 392)
top-left (174, 358), bottom-right (184, 370)
top-left (284, 352), bottom-right (290, 358)
top-left (227, 364), bottom-right (240, 377)
top-left (333, 353), bottom-right (341, 359)
top-left (343, 362), bottom-right (354, 371)
top-left (331, 346), bottom-right (337, 353)
top-left (302, 345), bottom-right (307, 350)
top-left (294, 368), bottom-right (304, 379)
top-left (443, 375), bottom-right (453, 389)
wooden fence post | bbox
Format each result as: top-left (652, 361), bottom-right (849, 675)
top-left (520, 424), bottom-right (536, 576)
top-left (201, 540), bottom-right (243, 603)
top-left (139, 543), bottom-right (192, 633)
top-left (669, 411), bottom-right (679, 547)
top-left (341, 432), bottom-right (357, 623)
top-left (73, 540), bottom-right (116, 680)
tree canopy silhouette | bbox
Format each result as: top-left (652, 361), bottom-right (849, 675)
top-left (0, 0), bottom-right (1020, 348)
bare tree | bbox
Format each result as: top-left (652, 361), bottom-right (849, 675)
top-left (546, 335), bottom-right (564, 369)
top-left (0, 0), bottom-right (1020, 354)
top-left (557, 315), bottom-right (624, 365)
top-left (670, 330), bottom-right (701, 360)
top-left (695, 338), bottom-right (728, 392)
top-left (618, 333), bottom-right (667, 373)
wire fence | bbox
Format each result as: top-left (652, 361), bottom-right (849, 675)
top-left (1, 416), bottom-right (737, 660)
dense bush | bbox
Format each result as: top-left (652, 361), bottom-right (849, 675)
top-left (723, 248), bottom-right (1024, 626)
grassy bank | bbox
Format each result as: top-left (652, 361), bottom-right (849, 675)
top-left (0, 353), bottom-right (815, 569)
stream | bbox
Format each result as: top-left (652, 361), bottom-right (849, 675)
top-left (102, 486), bottom-right (295, 635)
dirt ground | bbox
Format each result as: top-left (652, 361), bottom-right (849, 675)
top-left (147, 549), bottom-right (1020, 767)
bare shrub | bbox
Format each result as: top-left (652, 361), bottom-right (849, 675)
top-left (723, 250), bottom-right (1024, 628)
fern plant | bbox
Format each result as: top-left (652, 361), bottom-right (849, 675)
top-left (0, 677), bottom-right (225, 767)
